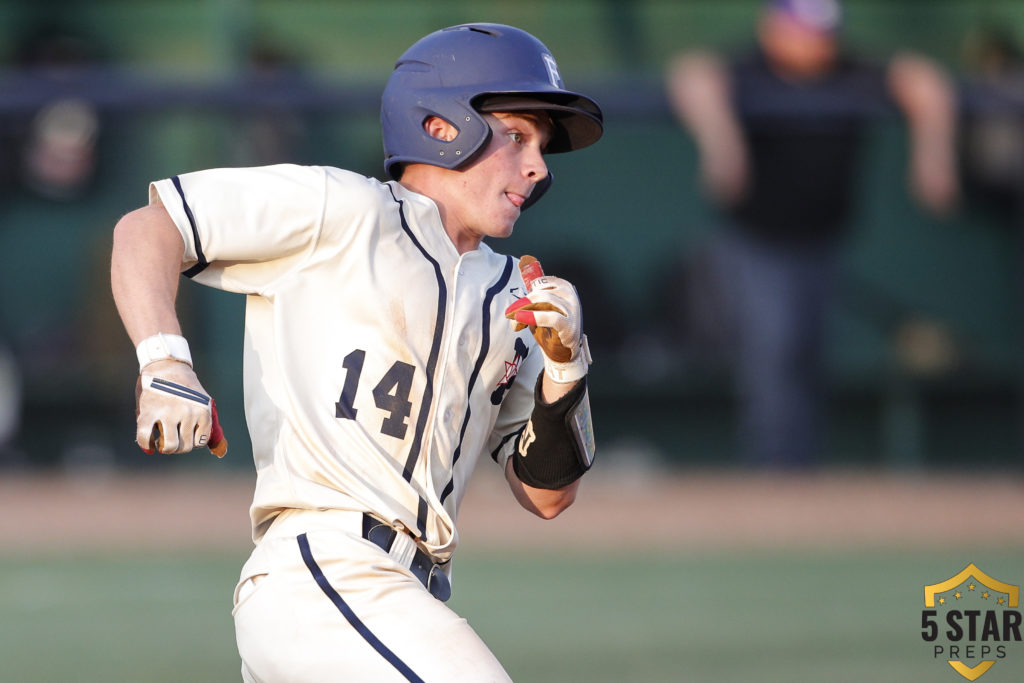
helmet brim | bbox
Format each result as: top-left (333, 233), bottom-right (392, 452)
top-left (475, 93), bottom-right (603, 154)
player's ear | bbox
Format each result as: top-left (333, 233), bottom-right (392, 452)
top-left (423, 116), bottom-right (458, 142)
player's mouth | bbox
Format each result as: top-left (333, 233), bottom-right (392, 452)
top-left (505, 191), bottom-right (526, 209)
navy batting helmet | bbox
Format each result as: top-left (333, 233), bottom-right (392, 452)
top-left (380, 23), bottom-right (603, 205)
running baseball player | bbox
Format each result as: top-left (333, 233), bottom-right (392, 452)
top-left (110, 23), bottom-right (601, 681)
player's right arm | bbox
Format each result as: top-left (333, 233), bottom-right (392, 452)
top-left (111, 201), bottom-right (186, 346)
top-left (111, 202), bottom-right (224, 455)
top-left (112, 164), bottom-right (333, 455)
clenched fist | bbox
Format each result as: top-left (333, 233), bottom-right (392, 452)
top-left (505, 256), bottom-right (591, 383)
top-left (135, 360), bottom-right (227, 456)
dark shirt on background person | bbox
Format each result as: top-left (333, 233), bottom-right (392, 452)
top-left (664, 0), bottom-right (959, 467)
top-left (728, 49), bottom-right (889, 244)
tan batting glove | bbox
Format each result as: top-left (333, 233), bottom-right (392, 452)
top-left (505, 274), bottom-right (591, 384)
top-left (135, 359), bottom-right (227, 456)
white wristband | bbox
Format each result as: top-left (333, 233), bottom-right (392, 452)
top-left (543, 334), bottom-right (592, 384)
top-left (136, 333), bottom-right (193, 371)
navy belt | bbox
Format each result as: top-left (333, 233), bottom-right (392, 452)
top-left (361, 513), bottom-right (451, 602)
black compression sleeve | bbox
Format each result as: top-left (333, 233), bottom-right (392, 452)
top-left (511, 375), bottom-right (593, 490)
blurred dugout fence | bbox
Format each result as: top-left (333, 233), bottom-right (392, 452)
top-left (0, 0), bottom-right (1021, 471)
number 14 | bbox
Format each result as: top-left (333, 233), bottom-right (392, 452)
top-left (334, 349), bottom-right (415, 439)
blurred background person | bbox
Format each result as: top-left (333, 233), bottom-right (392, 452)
top-left (14, 21), bottom-right (104, 201)
top-left (959, 25), bottom-right (1024, 232)
top-left (665, 0), bottom-right (959, 468)
top-left (957, 24), bottom-right (1024, 450)
top-left (0, 20), bottom-right (107, 467)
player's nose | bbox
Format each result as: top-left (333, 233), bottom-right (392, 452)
top-left (523, 147), bottom-right (548, 183)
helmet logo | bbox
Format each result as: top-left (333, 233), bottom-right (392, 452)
top-left (542, 53), bottom-right (563, 88)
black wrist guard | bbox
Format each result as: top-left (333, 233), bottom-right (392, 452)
top-left (512, 375), bottom-right (596, 490)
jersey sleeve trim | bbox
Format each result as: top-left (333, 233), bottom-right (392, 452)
top-left (490, 426), bottom-right (525, 464)
top-left (171, 175), bottom-right (209, 278)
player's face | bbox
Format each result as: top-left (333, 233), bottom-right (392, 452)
top-left (444, 112), bottom-right (552, 251)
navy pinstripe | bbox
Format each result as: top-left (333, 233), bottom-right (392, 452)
top-left (440, 255), bottom-right (514, 504)
top-left (387, 186), bottom-right (446, 536)
top-left (297, 533), bottom-right (425, 683)
top-left (490, 426), bottom-right (526, 463)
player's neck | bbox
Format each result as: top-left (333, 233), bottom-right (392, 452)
top-left (398, 175), bottom-right (481, 255)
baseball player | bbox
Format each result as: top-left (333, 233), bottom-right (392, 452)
top-left (110, 23), bottom-right (601, 681)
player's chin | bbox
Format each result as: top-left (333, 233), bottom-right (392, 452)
top-left (492, 215), bottom-right (518, 239)
top-left (487, 209), bottom-right (520, 238)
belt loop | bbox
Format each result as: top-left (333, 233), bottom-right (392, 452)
top-left (387, 531), bottom-right (418, 568)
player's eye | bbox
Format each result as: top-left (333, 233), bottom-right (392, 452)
top-left (508, 132), bottom-right (524, 144)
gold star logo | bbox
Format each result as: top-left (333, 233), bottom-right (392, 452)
top-left (968, 583), bottom-right (976, 591)
top-left (939, 597), bottom-right (946, 605)
top-left (982, 592), bottom-right (991, 600)
top-left (955, 591), bottom-right (963, 600)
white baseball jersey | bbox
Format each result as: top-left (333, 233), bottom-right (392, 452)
top-left (150, 163), bottom-right (544, 561)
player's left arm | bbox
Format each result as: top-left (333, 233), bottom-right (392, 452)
top-left (503, 264), bottom-right (595, 519)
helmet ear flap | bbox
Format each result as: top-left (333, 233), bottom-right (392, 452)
top-left (424, 106), bottom-right (493, 168)
top-left (383, 87), bottom-right (493, 178)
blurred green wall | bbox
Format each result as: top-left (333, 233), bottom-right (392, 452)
top-left (0, 0), bottom-right (1020, 469)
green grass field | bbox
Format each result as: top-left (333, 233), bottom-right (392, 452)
top-left (3, 548), bottom-right (1023, 682)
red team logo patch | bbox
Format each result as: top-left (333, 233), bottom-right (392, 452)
top-left (491, 337), bottom-right (529, 405)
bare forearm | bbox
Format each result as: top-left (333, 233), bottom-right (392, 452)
top-left (110, 204), bottom-right (187, 345)
top-left (505, 457), bottom-right (579, 519)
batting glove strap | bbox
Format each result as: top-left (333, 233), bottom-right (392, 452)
top-left (512, 375), bottom-right (594, 490)
top-left (136, 333), bottom-right (193, 371)
top-left (136, 365), bottom-right (214, 455)
top-left (142, 376), bottom-right (210, 406)
top-left (544, 334), bottom-right (591, 384)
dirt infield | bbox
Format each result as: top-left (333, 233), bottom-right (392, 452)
top-left (3, 466), bottom-right (1022, 554)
